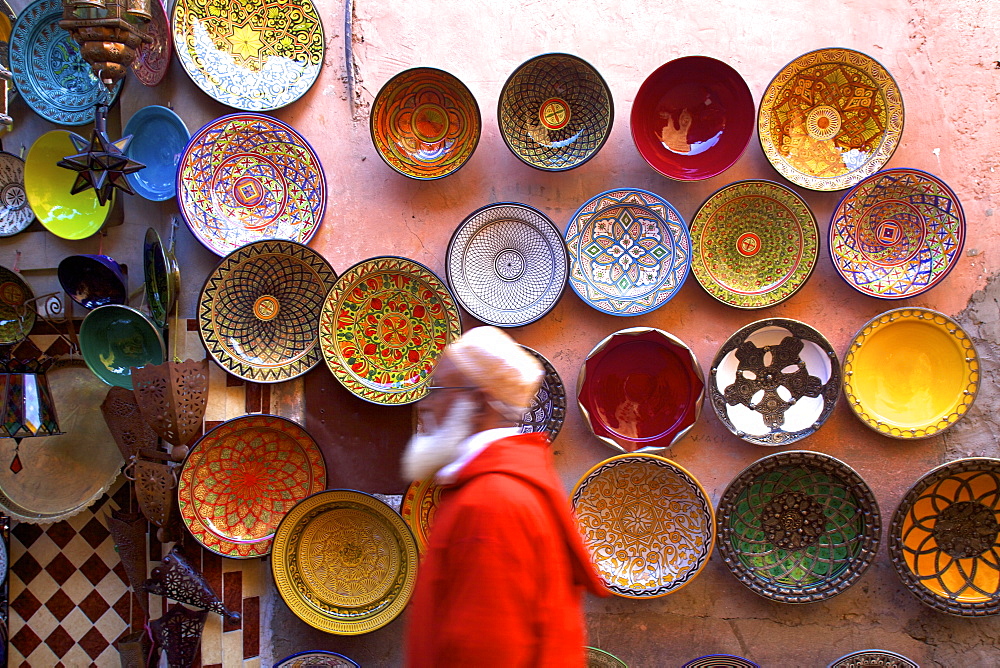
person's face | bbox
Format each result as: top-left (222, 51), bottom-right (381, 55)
top-left (419, 355), bottom-right (471, 429)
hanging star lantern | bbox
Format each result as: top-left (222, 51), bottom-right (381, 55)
top-left (57, 104), bottom-right (145, 206)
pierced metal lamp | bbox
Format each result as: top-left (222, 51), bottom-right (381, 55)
top-left (58, 0), bottom-right (152, 88)
top-left (0, 359), bottom-right (61, 473)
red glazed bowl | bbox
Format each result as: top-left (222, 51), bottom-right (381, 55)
top-left (631, 56), bottom-right (754, 181)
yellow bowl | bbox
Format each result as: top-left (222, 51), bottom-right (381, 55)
top-left (843, 308), bottom-right (978, 438)
top-left (24, 130), bottom-right (113, 240)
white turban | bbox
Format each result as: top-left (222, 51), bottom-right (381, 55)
top-left (443, 326), bottom-right (544, 417)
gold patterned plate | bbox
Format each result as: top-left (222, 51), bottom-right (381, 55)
top-left (319, 256), bottom-right (462, 405)
top-left (400, 477), bottom-right (441, 554)
top-left (843, 308), bottom-right (978, 439)
top-left (571, 453), bottom-right (714, 598)
top-left (690, 180), bottom-right (818, 308)
top-left (758, 47), bottom-right (904, 191)
top-left (272, 489), bottom-right (419, 635)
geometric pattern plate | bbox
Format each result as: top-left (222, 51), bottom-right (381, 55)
top-left (446, 202), bottom-right (568, 327)
top-left (178, 414), bottom-right (327, 559)
top-left (829, 168), bottom-right (965, 299)
top-left (0, 151), bottom-right (34, 237)
top-left (131, 0), bottom-right (171, 87)
top-left (275, 650), bottom-right (361, 667)
top-left (178, 113), bottom-right (326, 256)
top-left (758, 47), bottom-right (904, 192)
top-left (566, 189), bottom-right (691, 316)
top-left (519, 345), bottom-right (566, 442)
top-left (827, 649), bottom-right (919, 668)
top-left (571, 453), bottom-right (714, 598)
top-left (682, 656), bottom-right (760, 668)
top-left (889, 457), bottom-right (1000, 617)
top-left (171, 0), bottom-right (323, 110)
top-left (198, 239), bottom-right (337, 382)
top-left (586, 646), bottom-right (628, 667)
top-left (271, 490), bottom-right (419, 635)
top-left (716, 451), bottom-right (881, 603)
top-left (318, 256), bottom-right (462, 405)
top-left (691, 180), bottom-right (818, 308)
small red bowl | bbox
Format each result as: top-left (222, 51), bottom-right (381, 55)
top-left (631, 56), bottom-right (754, 181)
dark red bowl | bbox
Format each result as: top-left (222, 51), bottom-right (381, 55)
top-left (631, 56), bottom-right (754, 181)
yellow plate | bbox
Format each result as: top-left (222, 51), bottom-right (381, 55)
top-left (24, 130), bottom-right (112, 240)
top-left (843, 308), bottom-right (978, 438)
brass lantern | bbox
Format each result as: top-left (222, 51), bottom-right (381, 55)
top-left (58, 0), bottom-right (153, 88)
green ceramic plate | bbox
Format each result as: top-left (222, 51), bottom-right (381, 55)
top-left (143, 227), bottom-right (178, 328)
top-left (79, 305), bottom-right (165, 389)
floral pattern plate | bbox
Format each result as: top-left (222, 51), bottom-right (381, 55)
top-left (271, 489), bottom-right (419, 634)
top-left (178, 113), bottom-right (326, 256)
top-left (691, 180), bottom-right (818, 308)
top-left (0, 152), bottom-right (33, 237)
top-left (566, 189), bottom-right (690, 316)
top-left (830, 168), bottom-right (964, 299)
top-left (758, 47), bottom-right (903, 191)
top-left (319, 256), bottom-right (462, 405)
top-left (178, 414), bottom-right (326, 558)
top-left (199, 239), bottom-right (337, 382)
top-left (171, 0), bottom-right (324, 110)
top-left (132, 0), bottom-right (171, 86)
top-left (0, 265), bottom-right (34, 345)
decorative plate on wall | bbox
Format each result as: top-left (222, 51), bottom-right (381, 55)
top-left (0, 265), bottom-right (34, 345)
top-left (586, 646), bottom-right (628, 668)
top-left (400, 477), bottom-right (441, 555)
top-left (446, 202), bottom-right (568, 327)
top-left (319, 256), bottom-right (462, 405)
top-left (271, 489), bottom-right (419, 635)
top-left (171, 0), bottom-right (324, 110)
top-left (78, 305), bottom-right (165, 389)
top-left (143, 227), bottom-right (179, 328)
top-left (274, 651), bottom-right (360, 668)
top-left (690, 180), bottom-right (818, 308)
top-left (682, 656), bottom-right (760, 668)
top-left (520, 345), bottom-right (566, 441)
top-left (370, 67), bottom-right (481, 180)
top-left (827, 649), bottom-right (918, 668)
top-left (758, 47), bottom-right (903, 191)
top-left (124, 105), bottom-right (190, 201)
top-left (716, 451), bottom-right (881, 603)
top-left (178, 414), bottom-right (326, 558)
top-left (0, 151), bottom-right (33, 237)
top-left (131, 0), bottom-right (171, 87)
top-left (177, 113), bottom-right (326, 256)
top-left (199, 239), bottom-right (336, 382)
top-left (498, 53), bottom-right (613, 171)
top-left (571, 453), bottom-right (714, 598)
top-left (830, 168), bottom-right (965, 299)
top-left (843, 308), bottom-right (978, 439)
top-left (710, 319), bottom-right (839, 446)
top-left (566, 189), bottom-right (691, 316)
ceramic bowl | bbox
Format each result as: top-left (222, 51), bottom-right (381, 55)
top-left (498, 53), bottom-right (613, 171)
top-left (79, 305), bottom-right (165, 389)
top-left (124, 105), bottom-right (190, 201)
top-left (631, 56), bottom-right (754, 181)
top-left (370, 67), bottom-right (481, 180)
top-left (57, 254), bottom-right (128, 310)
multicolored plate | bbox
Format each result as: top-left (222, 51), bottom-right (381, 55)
top-left (400, 477), bottom-right (441, 555)
top-left (178, 113), bottom-right (326, 256)
top-left (566, 189), bottom-right (691, 316)
top-left (716, 451), bottom-right (880, 603)
top-left (0, 265), bottom-right (34, 345)
top-left (125, 105), bottom-right (190, 202)
top-left (571, 453), bottom-right (714, 598)
top-left (271, 489), bottom-right (419, 634)
top-left (759, 47), bottom-right (903, 191)
top-left (830, 168), bottom-right (964, 299)
top-left (691, 180), bottom-right (818, 308)
top-left (178, 414), bottom-right (326, 558)
top-left (827, 649), bottom-right (918, 668)
top-left (682, 656), bottom-right (760, 668)
top-left (586, 646), bottom-right (628, 668)
top-left (446, 202), bottom-right (567, 327)
top-left (498, 53), bottom-right (613, 171)
top-left (199, 239), bottom-right (336, 383)
top-left (171, 0), bottom-right (323, 110)
top-left (520, 346), bottom-right (566, 441)
top-left (131, 0), bottom-right (171, 87)
top-left (319, 256), bottom-right (462, 405)
top-left (143, 227), bottom-right (179, 328)
top-left (9, 0), bottom-right (122, 125)
top-left (0, 152), bottom-right (34, 237)
top-left (370, 67), bottom-right (481, 180)
top-left (889, 458), bottom-right (1000, 616)
top-left (274, 651), bottom-right (360, 668)
top-left (843, 308), bottom-right (978, 439)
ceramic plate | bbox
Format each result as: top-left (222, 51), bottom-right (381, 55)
top-left (400, 477), bottom-right (441, 555)
top-left (828, 650), bottom-right (918, 668)
top-left (843, 308), bottom-right (978, 439)
top-left (272, 489), bottom-right (419, 635)
top-left (179, 414), bottom-right (326, 558)
top-left (143, 227), bottom-right (179, 328)
top-left (125, 106), bottom-right (190, 201)
top-left (446, 202), bottom-right (567, 327)
top-left (0, 152), bottom-right (34, 237)
top-left (9, 0), bottom-right (122, 125)
top-left (131, 0), bottom-right (171, 86)
top-left (178, 113), bottom-right (326, 256)
top-left (78, 305), bottom-right (166, 389)
top-left (682, 656), bottom-right (760, 668)
top-left (566, 189), bottom-right (691, 316)
top-left (370, 67), bottom-right (481, 180)
top-left (319, 256), bottom-right (462, 405)
top-left (691, 180), bottom-right (818, 308)
top-left (275, 651), bottom-right (360, 668)
top-left (57, 254), bottom-right (128, 309)
top-left (710, 319), bottom-right (839, 446)
top-left (830, 168), bottom-right (964, 299)
top-left (0, 0), bottom-right (15, 72)
top-left (759, 47), bottom-right (903, 191)
top-left (519, 346), bottom-right (566, 441)
top-left (199, 239), bottom-right (336, 382)
top-left (498, 53), bottom-right (613, 171)
top-left (889, 458), bottom-right (1000, 616)
top-left (172, 0), bottom-right (323, 110)
top-left (586, 647), bottom-right (628, 668)
top-left (716, 451), bottom-right (880, 603)
top-left (572, 453), bottom-right (714, 598)
top-left (0, 265), bottom-right (34, 345)
top-left (578, 327), bottom-right (703, 453)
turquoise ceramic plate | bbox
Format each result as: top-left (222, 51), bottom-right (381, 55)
top-left (125, 106), bottom-right (190, 201)
top-left (79, 305), bottom-right (166, 389)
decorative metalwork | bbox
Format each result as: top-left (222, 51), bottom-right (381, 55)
top-left (0, 358), bottom-right (61, 473)
top-left (149, 605), bottom-right (208, 668)
top-left (57, 104), bottom-right (145, 205)
top-left (115, 629), bottom-right (152, 668)
top-left (143, 546), bottom-right (240, 619)
top-left (827, 649), bottom-right (918, 668)
top-left (133, 454), bottom-right (177, 529)
top-left (107, 508), bottom-right (150, 614)
top-left (58, 0), bottom-right (154, 88)
top-left (100, 386), bottom-right (158, 463)
top-left (131, 359), bottom-right (208, 446)
top-left (519, 346), bottom-right (565, 441)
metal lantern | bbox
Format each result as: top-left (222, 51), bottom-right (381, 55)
top-left (59, 0), bottom-right (153, 87)
top-left (0, 359), bottom-right (61, 473)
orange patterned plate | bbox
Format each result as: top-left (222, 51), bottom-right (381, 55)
top-left (178, 415), bottom-right (326, 558)
top-left (400, 478), bottom-right (442, 554)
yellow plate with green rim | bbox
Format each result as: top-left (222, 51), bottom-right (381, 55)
top-left (843, 308), bottom-right (978, 438)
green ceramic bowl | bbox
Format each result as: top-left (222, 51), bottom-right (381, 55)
top-left (79, 305), bottom-right (165, 389)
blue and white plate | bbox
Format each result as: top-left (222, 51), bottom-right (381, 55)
top-left (124, 106), bottom-right (190, 201)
